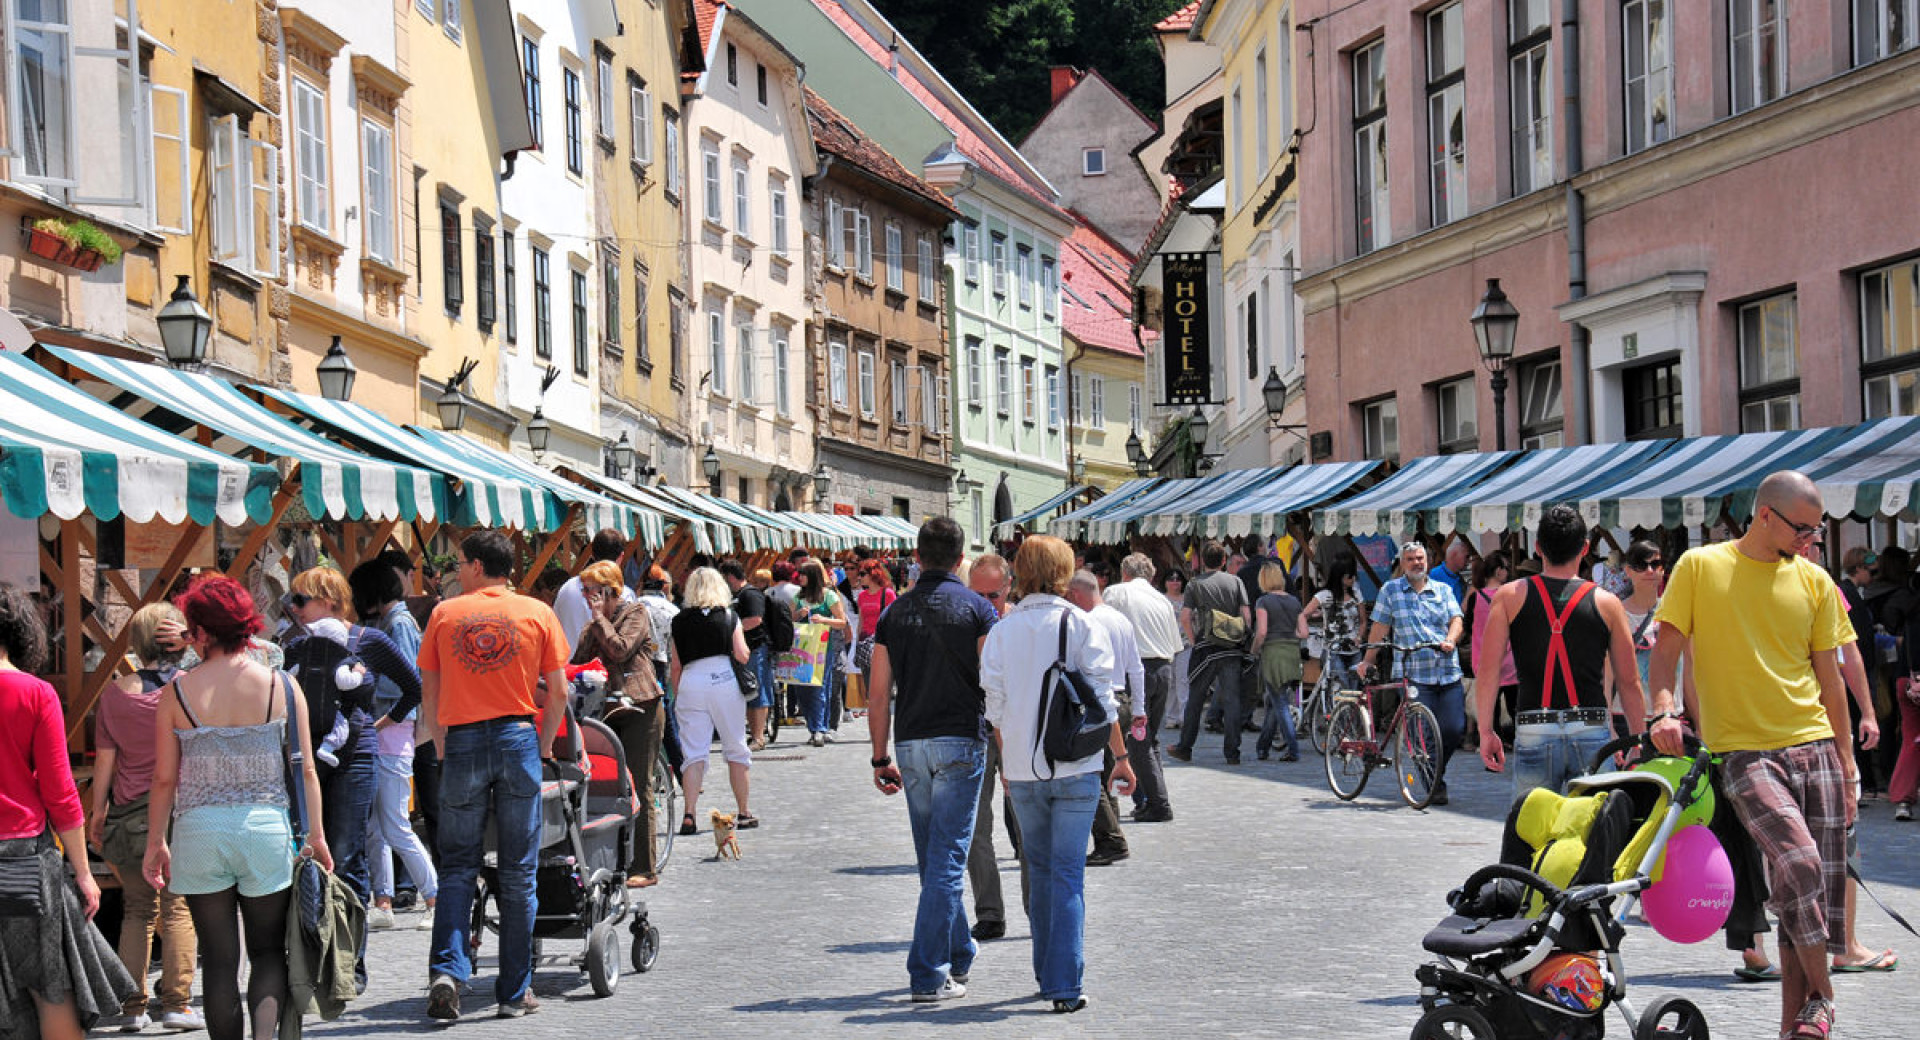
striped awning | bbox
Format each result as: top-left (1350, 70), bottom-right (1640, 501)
top-left (1047, 478), bottom-right (1165, 539)
top-left (1184, 460), bottom-right (1382, 537)
top-left (1133, 466), bottom-right (1292, 536)
top-left (993, 484), bottom-right (1092, 539)
top-left (408, 427), bottom-right (665, 546)
top-left (648, 487), bottom-right (788, 551)
top-left (1799, 417), bottom-right (1920, 518)
top-left (1314, 452), bottom-right (1518, 537)
top-left (260, 389), bottom-right (553, 531)
top-left (1432, 439), bottom-right (1678, 534)
top-left (549, 464), bottom-right (727, 554)
top-left (52, 347), bottom-right (446, 525)
top-left (0, 351), bottom-right (275, 525)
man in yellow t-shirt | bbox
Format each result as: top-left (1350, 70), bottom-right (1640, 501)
top-left (1648, 471), bottom-right (1856, 1040)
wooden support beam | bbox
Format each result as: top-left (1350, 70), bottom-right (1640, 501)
top-left (521, 505), bottom-right (582, 591)
top-left (61, 520), bottom-right (82, 711)
top-left (67, 520), bottom-right (205, 745)
top-left (314, 526), bottom-right (345, 571)
top-left (225, 482), bottom-right (300, 581)
top-left (657, 523), bottom-right (695, 581)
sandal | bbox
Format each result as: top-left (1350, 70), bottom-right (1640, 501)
top-left (1734, 962), bottom-right (1782, 982)
top-left (1786, 997), bottom-right (1835, 1039)
top-left (625, 874), bottom-right (658, 889)
top-left (734, 811), bottom-right (760, 829)
top-left (1833, 949), bottom-right (1898, 973)
top-left (678, 812), bottom-right (697, 836)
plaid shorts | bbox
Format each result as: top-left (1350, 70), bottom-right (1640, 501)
top-left (1718, 740), bottom-right (1848, 955)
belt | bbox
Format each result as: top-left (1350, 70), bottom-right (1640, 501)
top-left (1143, 656), bottom-right (1173, 666)
top-left (1515, 707), bottom-right (1609, 727)
top-left (446, 714), bottom-right (536, 732)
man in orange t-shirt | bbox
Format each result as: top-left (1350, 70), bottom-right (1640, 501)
top-left (418, 531), bottom-right (568, 1022)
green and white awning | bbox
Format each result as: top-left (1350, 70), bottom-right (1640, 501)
top-left (0, 351), bottom-right (275, 525)
top-left (1130, 466), bottom-right (1292, 537)
top-left (550, 464), bottom-right (727, 554)
top-left (1798, 417), bottom-right (1920, 517)
top-left (409, 427), bottom-right (665, 546)
top-left (993, 484), bottom-right (1092, 539)
top-left (1180, 460), bottom-right (1381, 538)
top-left (1314, 452), bottom-right (1516, 537)
top-left (52, 348), bottom-right (446, 525)
top-left (649, 487), bottom-right (785, 551)
top-left (1431, 440), bottom-right (1676, 534)
top-left (1047, 478), bottom-right (1165, 539)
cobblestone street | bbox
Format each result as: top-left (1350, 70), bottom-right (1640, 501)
top-left (311, 732), bottom-right (1920, 1039)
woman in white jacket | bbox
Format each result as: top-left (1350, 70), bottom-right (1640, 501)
top-left (979, 536), bottom-right (1134, 1014)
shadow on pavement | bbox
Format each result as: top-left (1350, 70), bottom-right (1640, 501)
top-left (833, 863), bottom-right (918, 877)
top-left (825, 940), bottom-right (911, 955)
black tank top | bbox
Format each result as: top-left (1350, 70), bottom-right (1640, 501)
top-left (1509, 576), bottom-right (1610, 711)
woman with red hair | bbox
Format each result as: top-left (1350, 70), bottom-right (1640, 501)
top-left (145, 576), bottom-right (330, 1040)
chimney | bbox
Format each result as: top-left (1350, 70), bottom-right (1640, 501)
top-left (1049, 66), bottom-right (1083, 106)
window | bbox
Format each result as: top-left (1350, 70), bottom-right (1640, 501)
top-left (563, 67), bottom-right (583, 174)
top-left (843, 208), bottom-right (873, 278)
top-left (1242, 290), bottom-right (1259, 377)
top-left (532, 245), bottom-right (552, 359)
top-left (208, 116), bottom-right (279, 276)
top-left (885, 222), bottom-right (904, 293)
top-left (971, 489), bottom-right (985, 546)
top-left (963, 223), bottom-right (981, 284)
top-left (1255, 48), bottom-right (1270, 175)
top-left (1070, 373), bottom-right (1084, 425)
top-left (601, 251), bottom-right (619, 347)
top-left (890, 359), bottom-right (908, 424)
top-left (522, 36), bottom-right (543, 151)
top-left (920, 364), bottom-right (944, 432)
top-left (291, 77), bottom-right (329, 231)
top-left (1861, 259), bottom-right (1920, 418)
top-left (1738, 293), bottom-right (1800, 432)
top-left (417, 0), bottom-right (435, 19)
top-left (1229, 83), bottom-right (1243, 208)
top-left (756, 63), bottom-right (768, 106)
top-left (1041, 257), bottom-right (1058, 319)
top-left (1045, 366), bottom-right (1062, 430)
top-left (629, 79), bottom-right (653, 165)
top-left (669, 288), bottom-right (687, 385)
top-left (1089, 376), bottom-right (1106, 430)
top-left (1624, 0), bottom-right (1674, 154)
top-left (475, 221), bottom-right (497, 333)
top-left (595, 49), bottom-right (615, 142)
top-left (1016, 246), bottom-right (1033, 308)
top-left (858, 349), bottom-right (877, 418)
top-left (736, 321), bottom-right (755, 403)
top-left (1509, 0), bottom-right (1553, 196)
top-left (1435, 377), bottom-right (1479, 454)
top-left (1623, 359), bottom-right (1682, 439)
top-left (1361, 397), bottom-right (1399, 460)
top-left (440, 198), bottom-right (463, 315)
top-left (773, 329), bottom-right (791, 417)
top-left (1729, 0), bottom-right (1786, 114)
top-left (965, 337), bottom-right (984, 409)
top-left (1352, 40), bottom-right (1389, 252)
top-left (663, 108), bottom-right (681, 197)
top-left (1129, 384), bottom-right (1143, 432)
top-left (570, 266), bottom-right (589, 375)
top-left (725, 42), bottom-right (737, 86)
top-left (1518, 357), bottom-right (1564, 448)
top-left (918, 236), bottom-right (938, 303)
top-left (1427, 4), bottom-right (1467, 227)
top-left (829, 338), bottom-right (849, 409)
top-left (1021, 358), bottom-right (1037, 424)
top-left (150, 84), bottom-right (192, 233)
top-left (441, 0), bottom-right (461, 39)
top-left (1083, 147), bottom-right (1106, 175)
top-left (1854, 0), bottom-right (1919, 65)
top-left (361, 120), bottom-right (397, 262)
top-left (995, 348), bottom-right (1012, 416)
top-left (502, 229), bottom-right (518, 343)
top-left (634, 261), bottom-right (650, 368)
top-left (732, 158), bottom-right (750, 236)
top-left (770, 178), bottom-right (788, 255)
top-left (991, 233), bottom-right (1008, 296)
top-left (701, 140), bottom-right (722, 224)
top-left (8, 2), bottom-right (73, 185)
top-left (707, 307), bottom-right (727, 395)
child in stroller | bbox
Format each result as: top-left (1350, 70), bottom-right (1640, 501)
top-left (1412, 735), bottom-right (1716, 1040)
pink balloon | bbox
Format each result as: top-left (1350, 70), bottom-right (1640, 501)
top-left (1642, 825), bottom-right (1735, 945)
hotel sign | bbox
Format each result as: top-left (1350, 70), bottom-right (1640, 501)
top-left (1162, 252), bottom-right (1212, 405)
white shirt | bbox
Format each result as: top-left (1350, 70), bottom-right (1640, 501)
top-left (1104, 577), bottom-right (1183, 660)
top-left (640, 591), bottom-right (679, 663)
top-left (1085, 602), bottom-right (1148, 718)
top-left (555, 576), bottom-right (637, 653)
top-left (981, 594), bottom-right (1116, 783)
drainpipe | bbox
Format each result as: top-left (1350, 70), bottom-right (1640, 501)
top-left (1065, 334), bottom-right (1088, 485)
top-left (1561, 0), bottom-right (1591, 445)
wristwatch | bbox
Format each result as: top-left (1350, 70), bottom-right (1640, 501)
top-left (870, 756), bottom-right (892, 769)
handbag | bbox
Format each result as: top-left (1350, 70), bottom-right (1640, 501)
top-left (1203, 607), bottom-right (1249, 647)
top-left (277, 672), bottom-right (326, 950)
top-left (1034, 611), bottom-right (1113, 777)
top-left (726, 610), bottom-right (760, 700)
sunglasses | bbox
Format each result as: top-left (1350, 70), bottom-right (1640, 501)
top-left (287, 592), bottom-right (312, 609)
top-left (1629, 559), bottom-right (1665, 571)
top-left (981, 590), bottom-right (1003, 601)
top-left (1766, 505), bottom-right (1821, 541)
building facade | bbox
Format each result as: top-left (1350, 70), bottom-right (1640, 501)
top-left (805, 90), bottom-right (957, 522)
top-left (1019, 67), bottom-right (1162, 254)
top-left (1295, 0), bottom-right (1920, 463)
top-left (1061, 224), bottom-right (1152, 495)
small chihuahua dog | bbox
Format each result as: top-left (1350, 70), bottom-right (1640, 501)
top-left (711, 809), bottom-right (742, 860)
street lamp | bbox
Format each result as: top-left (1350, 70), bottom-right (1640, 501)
top-left (1072, 456), bottom-right (1087, 483)
top-left (811, 463), bottom-right (831, 503)
top-left (611, 431), bottom-right (635, 474)
top-left (316, 335), bottom-right (357, 402)
top-left (436, 381), bottom-right (468, 431)
top-left (1261, 367), bottom-right (1308, 437)
top-left (1125, 429), bottom-right (1145, 467)
top-left (156, 275), bottom-right (212, 369)
top-left (1188, 406), bottom-right (1211, 452)
top-left (525, 406), bottom-right (551, 455)
top-left (701, 445), bottom-right (722, 483)
top-left (1470, 277), bottom-right (1520, 451)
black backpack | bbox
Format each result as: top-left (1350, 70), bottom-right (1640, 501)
top-left (1034, 610), bottom-right (1113, 776)
top-left (763, 594), bottom-right (796, 653)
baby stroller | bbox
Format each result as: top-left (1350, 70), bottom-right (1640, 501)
top-left (469, 701), bottom-right (660, 996)
top-left (1412, 735), bottom-right (1715, 1040)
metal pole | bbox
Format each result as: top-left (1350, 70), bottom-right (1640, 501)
top-left (1491, 366), bottom-right (1510, 451)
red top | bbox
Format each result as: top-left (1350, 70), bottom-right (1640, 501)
top-left (0, 669), bottom-right (85, 839)
top-left (857, 587), bottom-right (896, 639)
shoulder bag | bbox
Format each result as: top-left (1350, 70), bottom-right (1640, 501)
top-left (1034, 610), bottom-right (1114, 777)
top-left (725, 609), bottom-right (760, 700)
top-left (278, 672), bottom-right (327, 951)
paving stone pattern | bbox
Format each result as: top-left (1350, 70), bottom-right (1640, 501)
top-left (307, 733), bottom-right (1920, 1039)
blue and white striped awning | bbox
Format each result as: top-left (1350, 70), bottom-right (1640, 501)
top-left (648, 487), bottom-right (786, 551)
top-left (1432, 440), bottom-right (1677, 533)
top-left (260, 389), bottom-right (553, 531)
top-left (409, 427), bottom-right (665, 546)
top-left (52, 348), bottom-right (446, 525)
top-left (1135, 466), bottom-right (1293, 536)
top-left (0, 352), bottom-right (275, 525)
top-left (1314, 452), bottom-right (1517, 537)
top-left (1048, 478), bottom-right (1165, 539)
top-left (1183, 460), bottom-right (1381, 537)
top-left (994, 484), bottom-right (1092, 539)
top-left (551, 464), bottom-right (728, 554)
top-left (1799, 417), bottom-right (1920, 518)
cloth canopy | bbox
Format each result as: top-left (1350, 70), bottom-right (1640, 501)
top-left (1798, 417), bottom-right (1920, 518)
top-left (53, 347), bottom-right (445, 525)
top-left (409, 427), bottom-right (665, 546)
top-left (1180, 460), bottom-right (1381, 537)
top-left (1098, 466), bottom-right (1287, 539)
top-left (0, 351), bottom-right (275, 525)
top-left (994, 484), bottom-right (1092, 539)
top-left (1314, 452), bottom-right (1517, 537)
top-left (648, 487), bottom-right (786, 551)
top-left (550, 464), bottom-right (727, 554)
top-left (1431, 440), bottom-right (1677, 534)
top-left (1047, 478), bottom-right (1164, 539)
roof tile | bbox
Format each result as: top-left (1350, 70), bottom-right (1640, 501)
top-left (1155, 2), bottom-right (1202, 33)
top-left (1061, 219), bottom-right (1149, 358)
top-left (804, 88), bottom-right (956, 215)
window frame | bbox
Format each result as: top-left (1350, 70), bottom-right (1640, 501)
top-left (1860, 258), bottom-right (1920, 419)
top-left (360, 117), bottom-right (397, 263)
top-left (440, 197), bottom-right (463, 316)
top-left (707, 306), bottom-right (728, 396)
top-left (890, 357), bottom-right (908, 425)
top-left (769, 177), bottom-right (789, 256)
top-left (1045, 365), bottom-right (1062, 431)
top-left (1041, 256), bottom-right (1058, 319)
top-left (1089, 375), bottom-right (1106, 430)
top-left (965, 337), bottom-right (984, 410)
top-left (731, 156), bottom-right (751, 237)
top-left (963, 223), bottom-right (981, 284)
top-left (502, 228), bottom-right (518, 344)
top-left (829, 337), bottom-right (850, 410)
top-left (701, 139), bottom-right (723, 225)
top-left (1352, 39), bottom-right (1390, 253)
top-left (885, 221), bottom-right (905, 293)
top-left (772, 327), bottom-right (791, 418)
top-left (290, 75), bottom-right (330, 233)
top-left (736, 319), bottom-right (756, 405)
top-left (1623, 0), bottom-right (1675, 155)
top-left (990, 232), bottom-right (1008, 296)
top-left (1426, 3), bottom-right (1467, 227)
top-left (857, 348), bottom-right (878, 419)
top-left (1020, 357), bottom-right (1037, 425)
top-left (570, 264), bottom-right (589, 376)
top-left (1434, 375), bottom-right (1479, 455)
top-left (1737, 292), bottom-right (1801, 432)
top-left (522, 36), bottom-right (543, 152)
top-left (1082, 147), bottom-right (1106, 176)
top-left (1622, 358), bottom-right (1683, 440)
top-left (663, 107), bottom-right (682, 199)
top-left (995, 348), bottom-right (1012, 417)
top-left (634, 259), bottom-right (651, 370)
top-left (1729, 0), bottom-right (1787, 115)
top-left (1517, 355), bottom-right (1565, 448)
top-left (532, 245), bottom-right (552, 359)
top-left (1360, 396), bottom-right (1399, 461)
top-left (629, 77), bottom-right (653, 167)
top-left (1508, 2), bottom-right (1553, 197)
top-left (1016, 244), bottom-right (1034, 309)
top-left (918, 235), bottom-right (938, 303)
top-left (1853, 0), bottom-right (1920, 66)
top-left (475, 218), bottom-right (497, 333)
top-left (601, 247), bottom-right (620, 348)
top-left (563, 65), bottom-right (584, 175)
top-left (594, 47), bottom-right (616, 144)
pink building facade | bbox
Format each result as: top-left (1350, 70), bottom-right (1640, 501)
top-left (1294, 0), bottom-right (1920, 464)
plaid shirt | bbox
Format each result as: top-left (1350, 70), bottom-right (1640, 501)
top-left (1371, 576), bottom-right (1463, 685)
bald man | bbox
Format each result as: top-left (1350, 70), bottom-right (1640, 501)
top-left (1648, 471), bottom-right (1858, 1040)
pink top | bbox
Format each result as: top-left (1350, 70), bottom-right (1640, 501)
top-left (0, 670), bottom-right (85, 838)
top-left (95, 674), bottom-right (164, 805)
top-left (856, 587), bottom-right (896, 639)
top-left (1470, 587), bottom-right (1519, 688)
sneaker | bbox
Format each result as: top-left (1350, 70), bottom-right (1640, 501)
top-left (119, 1013), bottom-right (151, 1033)
top-left (369, 906), bottom-right (397, 931)
top-left (417, 908), bottom-right (437, 930)
top-left (971, 919), bottom-right (1006, 941)
top-left (950, 970), bottom-right (970, 985)
top-left (911, 978), bottom-right (966, 1003)
top-left (1130, 807), bottom-right (1174, 823)
top-left (1166, 746), bottom-right (1192, 762)
top-left (497, 994), bottom-right (540, 1019)
top-left (1897, 803), bottom-right (1913, 822)
top-left (158, 1009), bottom-right (205, 1032)
top-left (427, 975), bottom-right (461, 1022)
top-left (1085, 849), bottom-right (1130, 866)
top-left (1051, 996), bottom-right (1089, 1013)
top-left (808, 733), bottom-right (826, 747)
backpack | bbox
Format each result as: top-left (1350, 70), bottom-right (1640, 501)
top-left (1034, 611), bottom-right (1113, 776)
top-left (763, 593), bottom-right (796, 652)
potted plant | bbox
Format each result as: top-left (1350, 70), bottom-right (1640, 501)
top-left (68, 221), bottom-right (123, 272)
top-left (27, 218), bottom-right (80, 264)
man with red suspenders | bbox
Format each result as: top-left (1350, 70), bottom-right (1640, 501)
top-left (1475, 505), bottom-right (1648, 803)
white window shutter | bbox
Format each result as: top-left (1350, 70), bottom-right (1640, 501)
top-left (211, 115), bottom-right (243, 262)
top-left (149, 85), bottom-right (191, 233)
top-left (248, 139), bottom-right (279, 278)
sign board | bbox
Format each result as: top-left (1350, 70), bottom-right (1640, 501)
top-left (1161, 252), bottom-right (1212, 405)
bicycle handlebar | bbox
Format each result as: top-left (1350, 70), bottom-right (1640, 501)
top-left (1357, 641), bottom-right (1451, 654)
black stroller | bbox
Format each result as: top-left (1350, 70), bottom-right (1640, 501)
top-left (1412, 735), bottom-right (1715, 1040)
top-left (469, 702), bottom-right (660, 996)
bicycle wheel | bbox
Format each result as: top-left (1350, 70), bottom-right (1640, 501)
top-left (1395, 702), bottom-right (1445, 810)
top-left (650, 751), bottom-right (678, 871)
top-left (1306, 673), bottom-right (1337, 755)
top-left (1323, 701), bottom-right (1374, 801)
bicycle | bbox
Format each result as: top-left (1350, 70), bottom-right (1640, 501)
top-left (1297, 640), bottom-right (1360, 755)
top-left (1323, 642), bottom-right (1449, 809)
top-left (649, 746), bottom-right (677, 872)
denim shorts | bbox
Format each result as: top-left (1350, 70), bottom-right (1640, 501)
top-left (168, 804), bottom-right (295, 897)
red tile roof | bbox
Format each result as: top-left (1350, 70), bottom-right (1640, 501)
top-left (693, 0), bottom-right (723, 54)
top-left (805, 88), bottom-right (957, 216)
top-left (1155, 2), bottom-right (1202, 33)
top-left (1060, 218), bottom-right (1149, 358)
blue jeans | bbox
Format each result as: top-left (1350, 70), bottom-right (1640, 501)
top-left (430, 717), bottom-right (542, 1004)
top-left (1508, 721), bottom-right (1615, 804)
top-left (1256, 682), bottom-right (1299, 758)
top-left (897, 737), bottom-right (985, 994)
top-left (322, 735), bottom-right (376, 985)
top-left (1008, 771), bottom-right (1101, 1001)
top-left (1410, 679), bottom-right (1467, 784)
top-left (748, 645), bottom-right (777, 710)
